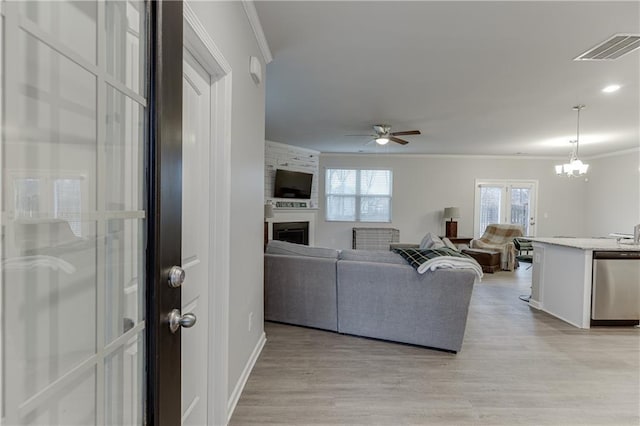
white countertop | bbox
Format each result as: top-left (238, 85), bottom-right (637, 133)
top-left (529, 237), bottom-right (640, 251)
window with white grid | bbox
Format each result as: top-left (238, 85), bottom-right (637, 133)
top-left (325, 169), bottom-right (392, 222)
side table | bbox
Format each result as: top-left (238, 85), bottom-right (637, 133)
top-left (440, 236), bottom-right (473, 246)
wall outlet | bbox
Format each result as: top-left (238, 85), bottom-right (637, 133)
top-left (248, 312), bottom-right (253, 332)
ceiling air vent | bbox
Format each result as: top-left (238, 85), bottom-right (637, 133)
top-left (574, 34), bottom-right (640, 60)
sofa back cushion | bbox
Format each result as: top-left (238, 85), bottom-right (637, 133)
top-left (266, 240), bottom-right (339, 259)
top-left (339, 249), bottom-right (407, 265)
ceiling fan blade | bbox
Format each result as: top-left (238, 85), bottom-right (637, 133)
top-left (389, 136), bottom-right (409, 145)
top-left (391, 130), bottom-right (421, 136)
top-left (345, 134), bottom-right (376, 137)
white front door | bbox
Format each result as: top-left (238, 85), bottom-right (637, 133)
top-left (181, 50), bottom-right (211, 425)
top-left (474, 179), bottom-right (538, 237)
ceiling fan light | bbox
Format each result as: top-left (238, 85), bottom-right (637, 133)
top-left (555, 164), bottom-right (563, 175)
top-left (602, 84), bottom-right (621, 93)
top-left (375, 137), bottom-right (390, 145)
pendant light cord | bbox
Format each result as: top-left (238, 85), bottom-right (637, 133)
top-left (574, 104), bottom-right (585, 158)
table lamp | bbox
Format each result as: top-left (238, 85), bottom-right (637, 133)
top-left (443, 207), bottom-right (460, 238)
top-left (264, 202), bottom-right (274, 219)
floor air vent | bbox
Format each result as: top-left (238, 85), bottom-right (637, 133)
top-left (574, 34), bottom-right (640, 60)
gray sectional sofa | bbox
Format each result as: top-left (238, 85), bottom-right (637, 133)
top-left (264, 241), bottom-right (476, 353)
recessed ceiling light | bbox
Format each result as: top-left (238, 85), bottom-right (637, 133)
top-left (602, 84), bottom-right (621, 93)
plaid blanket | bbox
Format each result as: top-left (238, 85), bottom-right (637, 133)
top-left (471, 224), bottom-right (523, 271)
top-left (393, 248), bottom-right (483, 280)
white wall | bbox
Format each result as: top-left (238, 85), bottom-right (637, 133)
top-left (189, 0), bottom-right (266, 403)
top-left (584, 150), bottom-right (640, 237)
top-left (316, 154), bottom-right (588, 249)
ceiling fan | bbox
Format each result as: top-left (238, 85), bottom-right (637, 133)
top-left (347, 124), bottom-right (421, 145)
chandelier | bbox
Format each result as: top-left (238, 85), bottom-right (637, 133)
top-left (555, 105), bottom-right (589, 177)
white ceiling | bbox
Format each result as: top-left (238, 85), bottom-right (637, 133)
top-left (255, 1), bottom-right (640, 157)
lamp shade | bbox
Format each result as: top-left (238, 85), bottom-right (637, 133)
top-left (264, 203), bottom-right (274, 219)
top-left (443, 207), bottom-right (460, 220)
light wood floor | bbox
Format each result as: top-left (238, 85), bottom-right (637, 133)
top-left (230, 269), bottom-right (640, 425)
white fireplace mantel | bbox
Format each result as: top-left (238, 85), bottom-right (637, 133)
top-left (266, 208), bottom-right (318, 246)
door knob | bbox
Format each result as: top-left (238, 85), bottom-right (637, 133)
top-left (168, 266), bottom-right (185, 288)
top-left (168, 309), bottom-right (197, 333)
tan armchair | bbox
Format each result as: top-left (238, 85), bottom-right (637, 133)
top-left (470, 224), bottom-right (524, 271)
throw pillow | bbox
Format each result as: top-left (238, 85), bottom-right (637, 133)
top-left (419, 233), bottom-right (446, 249)
top-left (442, 237), bottom-right (459, 251)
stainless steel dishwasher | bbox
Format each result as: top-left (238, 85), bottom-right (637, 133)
top-left (591, 251), bottom-right (640, 325)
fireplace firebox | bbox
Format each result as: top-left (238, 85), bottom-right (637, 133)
top-left (273, 221), bottom-right (309, 245)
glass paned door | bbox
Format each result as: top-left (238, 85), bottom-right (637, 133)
top-left (1, 1), bottom-right (147, 424)
top-left (477, 186), bottom-right (504, 236)
top-left (510, 184), bottom-right (535, 236)
top-left (474, 180), bottom-right (537, 237)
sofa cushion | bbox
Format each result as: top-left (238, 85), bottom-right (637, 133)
top-left (419, 233), bottom-right (446, 249)
top-left (266, 240), bottom-right (339, 259)
top-left (339, 249), bottom-right (407, 265)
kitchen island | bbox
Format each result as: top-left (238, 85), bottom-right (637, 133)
top-left (529, 237), bottom-right (640, 329)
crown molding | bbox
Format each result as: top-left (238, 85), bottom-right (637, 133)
top-left (318, 147), bottom-right (640, 161)
top-left (320, 152), bottom-right (561, 161)
top-left (584, 147), bottom-right (640, 160)
top-left (242, 1), bottom-right (273, 64)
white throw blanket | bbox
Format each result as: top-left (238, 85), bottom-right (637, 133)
top-left (416, 256), bottom-right (483, 281)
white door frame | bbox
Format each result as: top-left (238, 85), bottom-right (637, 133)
top-left (474, 178), bottom-right (539, 237)
top-left (184, 4), bottom-right (232, 425)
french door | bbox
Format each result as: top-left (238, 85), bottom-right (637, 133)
top-left (474, 179), bottom-right (538, 237)
top-left (1, 1), bottom-right (183, 425)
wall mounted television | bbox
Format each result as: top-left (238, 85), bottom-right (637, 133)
top-left (274, 169), bottom-right (313, 199)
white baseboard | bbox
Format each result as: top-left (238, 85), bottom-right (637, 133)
top-left (227, 332), bottom-right (266, 424)
top-left (528, 299), bottom-right (542, 309)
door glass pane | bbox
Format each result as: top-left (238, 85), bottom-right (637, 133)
top-left (4, 219), bottom-right (98, 402)
top-left (26, 368), bottom-right (97, 425)
top-left (478, 186), bottom-right (502, 234)
top-left (105, 335), bottom-right (144, 426)
top-left (14, 178), bottom-right (42, 218)
top-left (105, 218), bottom-right (144, 344)
top-left (54, 178), bottom-right (84, 236)
top-left (20, 1), bottom-right (98, 64)
top-left (106, 0), bottom-right (146, 95)
top-left (3, 26), bottom-right (98, 407)
top-left (106, 86), bottom-right (144, 211)
top-left (511, 187), bottom-right (531, 235)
